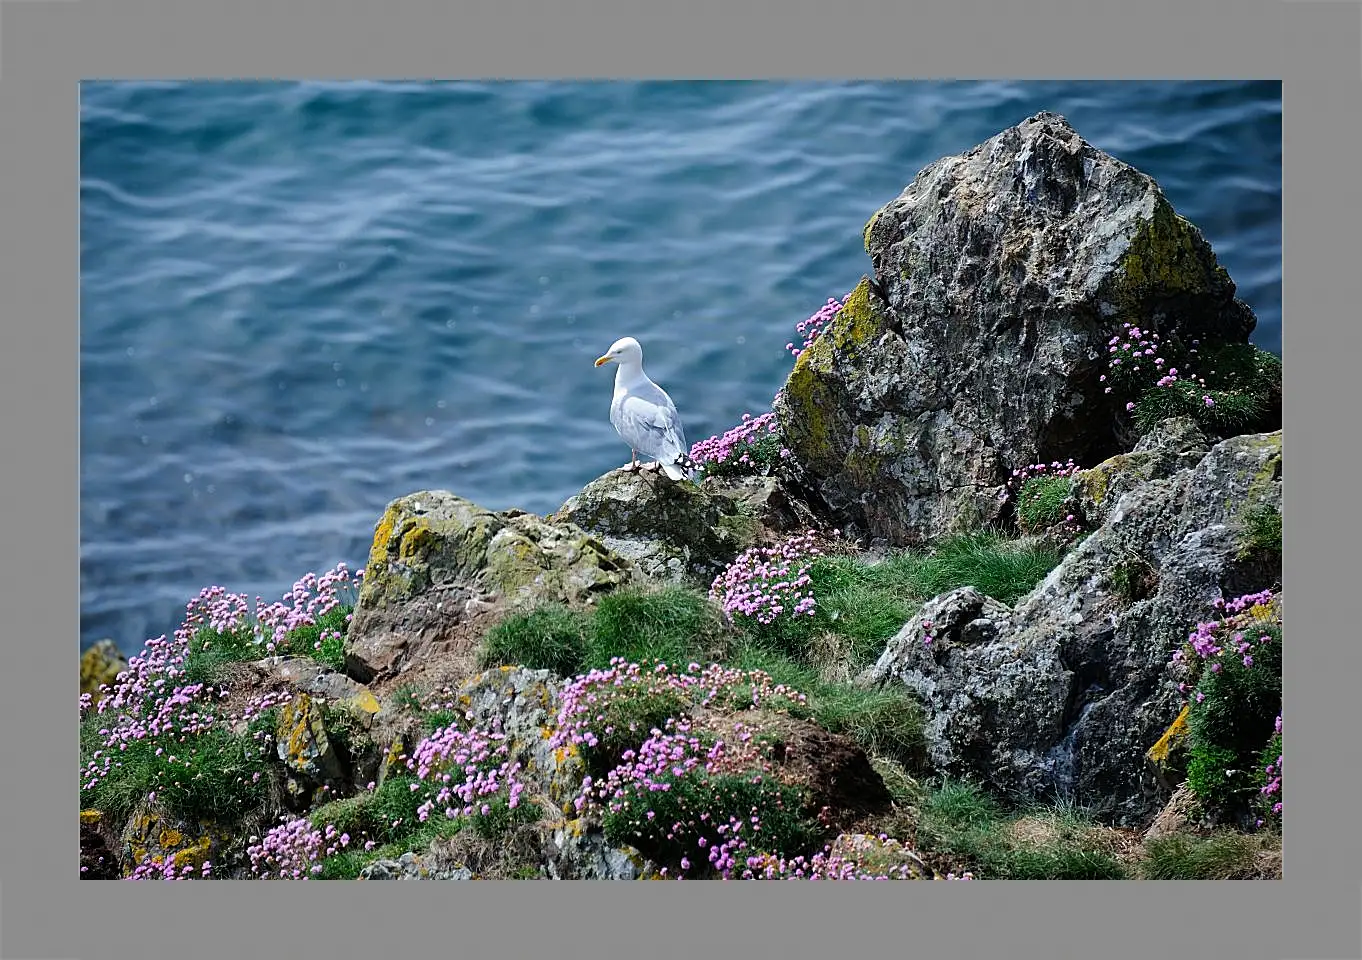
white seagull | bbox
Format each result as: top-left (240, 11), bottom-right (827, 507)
top-left (594, 336), bottom-right (695, 481)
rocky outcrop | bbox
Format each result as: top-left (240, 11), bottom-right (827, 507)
top-left (345, 491), bottom-right (634, 681)
top-left (776, 111), bottom-right (1263, 547)
top-left (860, 430), bottom-right (1282, 826)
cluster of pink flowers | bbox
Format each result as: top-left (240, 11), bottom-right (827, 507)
top-left (1170, 588), bottom-right (1280, 699)
top-left (550, 659), bottom-right (807, 756)
top-left (247, 816), bottom-right (356, 879)
top-left (743, 836), bottom-right (974, 880)
top-left (1006, 458), bottom-right (1080, 492)
top-left (186, 564), bottom-right (361, 656)
top-left (124, 850), bottom-right (213, 881)
top-left (575, 718), bottom-right (795, 879)
top-left (688, 410), bottom-right (790, 478)
top-left (1261, 714), bottom-right (1282, 816)
top-left (405, 723), bottom-right (527, 823)
top-left (709, 532), bottom-right (824, 628)
top-left (786, 296), bottom-right (846, 358)
top-left (81, 564), bottom-right (363, 802)
top-left (1103, 322), bottom-right (1215, 409)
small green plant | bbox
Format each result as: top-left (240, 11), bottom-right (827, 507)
top-left (1238, 505), bottom-right (1282, 559)
top-left (906, 532), bottom-right (1064, 605)
top-left (1017, 475), bottom-right (1073, 532)
top-left (1110, 555), bottom-right (1158, 603)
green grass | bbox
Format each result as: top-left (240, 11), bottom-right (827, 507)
top-left (585, 586), bottom-right (725, 670)
top-left (181, 605), bottom-right (355, 684)
top-left (736, 533), bottom-right (1061, 672)
top-left (903, 533), bottom-right (1064, 605)
top-left (726, 639), bottom-right (926, 770)
top-left (915, 780), bottom-right (1127, 880)
top-left (476, 585), bottom-right (725, 677)
top-left (1016, 476), bottom-right (1072, 533)
top-left (1140, 831), bottom-right (1261, 879)
top-left (478, 604), bottom-right (590, 676)
top-left (283, 606), bottom-right (352, 672)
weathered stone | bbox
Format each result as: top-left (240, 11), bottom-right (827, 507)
top-left (1073, 417), bottom-right (1213, 526)
top-left (358, 852), bottom-right (474, 880)
top-left (275, 693), bottom-right (346, 795)
top-left (776, 112), bottom-right (1260, 546)
top-left (553, 469), bottom-right (801, 586)
top-left (80, 809), bottom-right (121, 879)
top-left (345, 490), bottom-right (633, 681)
top-left (547, 819), bottom-right (658, 880)
top-left (119, 800), bottom-right (228, 879)
top-left (860, 431), bottom-right (1281, 826)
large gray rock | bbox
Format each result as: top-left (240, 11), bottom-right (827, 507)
top-left (775, 111), bottom-right (1259, 546)
top-left (345, 491), bottom-right (633, 681)
top-left (860, 431), bottom-right (1281, 827)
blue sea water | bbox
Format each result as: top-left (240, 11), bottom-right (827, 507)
top-left (79, 80), bottom-right (1283, 657)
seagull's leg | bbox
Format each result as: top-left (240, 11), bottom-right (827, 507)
top-left (625, 449), bottom-right (641, 473)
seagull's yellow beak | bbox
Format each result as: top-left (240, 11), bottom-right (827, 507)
top-left (594, 355), bottom-right (612, 367)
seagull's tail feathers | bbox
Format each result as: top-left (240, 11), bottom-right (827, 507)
top-left (662, 452), bottom-right (697, 482)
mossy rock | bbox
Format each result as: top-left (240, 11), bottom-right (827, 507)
top-left (358, 490), bottom-right (632, 611)
top-left (80, 640), bottom-right (128, 707)
top-left (119, 800), bottom-right (230, 879)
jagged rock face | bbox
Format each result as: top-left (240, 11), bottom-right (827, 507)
top-left (776, 111), bottom-right (1258, 546)
top-left (345, 490), bottom-right (633, 681)
top-left (860, 431), bottom-right (1281, 827)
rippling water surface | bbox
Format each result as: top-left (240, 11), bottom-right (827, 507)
top-left (80, 80), bottom-right (1283, 655)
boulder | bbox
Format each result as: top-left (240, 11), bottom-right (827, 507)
top-left (345, 491), bottom-right (633, 682)
top-left (552, 469), bottom-right (754, 584)
top-left (859, 431), bottom-right (1281, 826)
top-left (776, 111), bottom-right (1260, 546)
top-left (552, 470), bottom-right (816, 585)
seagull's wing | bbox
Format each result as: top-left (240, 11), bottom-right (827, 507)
top-left (614, 379), bottom-right (691, 473)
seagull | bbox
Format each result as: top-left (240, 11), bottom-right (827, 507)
top-left (594, 336), bottom-right (695, 481)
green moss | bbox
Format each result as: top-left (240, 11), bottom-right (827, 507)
top-left (782, 350), bottom-right (839, 470)
top-left (583, 585), bottom-right (724, 672)
top-left (1113, 201), bottom-right (1217, 306)
top-left (827, 277), bottom-right (889, 354)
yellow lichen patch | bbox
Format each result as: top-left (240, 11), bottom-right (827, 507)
top-left (370, 502), bottom-right (402, 559)
top-left (398, 517), bottom-right (435, 561)
top-left (80, 810), bottom-right (103, 827)
top-left (347, 689), bottom-right (382, 717)
top-left (1146, 703), bottom-right (1191, 767)
top-left (862, 209), bottom-right (882, 255)
top-left (157, 827), bottom-right (184, 849)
